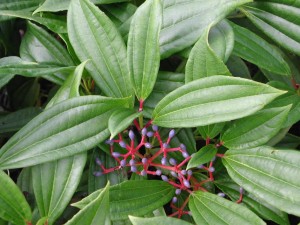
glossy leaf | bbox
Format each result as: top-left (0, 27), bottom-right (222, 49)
top-left (0, 170), bottom-right (32, 225)
top-left (152, 76), bottom-right (285, 128)
top-left (66, 182), bottom-right (110, 225)
top-left (221, 106), bottom-right (291, 149)
top-left (226, 55), bottom-right (251, 79)
top-left (223, 146), bottom-right (300, 216)
top-left (20, 22), bottom-right (74, 66)
top-left (242, 2), bottom-right (300, 55)
top-left (187, 145), bottom-right (217, 170)
top-left (32, 153), bottom-right (87, 224)
top-left (0, 96), bottom-right (128, 169)
top-left (159, 0), bottom-right (252, 58)
top-left (189, 191), bottom-right (265, 225)
top-left (68, 0), bottom-right (132, 98)
top-left (215, 179), bottom-right (290, 225)
top-left (197, 122), bottom-right (225, 140)
top-left (129, 216), bottom-right (193, 225)
top-left (231, 22), bottom-right (291, 76)
top-left (127, 0), bottom-right (162, 100)
top-left (108, 108), bottom-right (142, 139)
top-left (0, 107), bottom-right (41, 134)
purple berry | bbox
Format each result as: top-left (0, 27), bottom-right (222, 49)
top-left (170, 171), bottom-right (177, 178)
top-left (218, 192), bottom-right (226, 197)
top-left (131, 166), bottom-right (137, 173)
top-left (146, 131), bottom-right (154, 137)
top-left (129, 130), bottom-right (135, 140)
top-left (95, 158), bottom-right (102, 166)
top-left (105, 139), bottom-right (113, 145)
top-left (144, 142), bottom-right (152, 149)
top-left (183, 179), bottom-right (190, 188)
top-left (239, 187), bottom-right (244, 194)
top-left (172, 197), bottom-right (178, 203)
top-left (161, 175), bottom-right (169, 182)
top-left (112, 152), bottom-right (121, 158)
top-left (93, 171), bottom-right (102, 177)
top-left (163, 143), bottom-right (169, 148)
top-left (142, 158), bottom-right (148, 164)
top-left (187, 170), bottom-right (193, 176)
top-left (188, 211), bottom-right (192, 216)
top-left (141, 128), bottom-right (147, 136)
top-left (156, 170), bottom-right (162, 176)
top-left (161, 157), bottom-right (167, 165)
top-left (181, 170), bottom-right (187, 175)
top-left (119, 141), bottom-right (126, 148)
top-left (175, 189), bottom-right (181, 195)
top-left (169, 158), bottom-right (177, 166)
top-left (168, 129), bottom-right (176, 139)
top-left (208, 167), bottom-right (215, 173)
top-left (120, 159), bottom-right (126, 167)
top-left (129, 159), bottom-right (135, 166)
top-left (152, 125), bottom-right (158, 131)
top-left (180, 143), bottom-right (186, 151)
top-left (182, 152), bottom-right (189, 158)
top-left (141, 170), bottom-right (147, 176)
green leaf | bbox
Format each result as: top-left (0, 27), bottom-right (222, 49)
top-left (129, 216), bottom-right (193, 225)
top-left (0, 107), bottom-right (41, 134)
top-left (32, 153), bottom-right (87, 224)
top-left (189, 191), bottom-right (265, 225)
top-left (68, 0), bottom-right (133, 99)
top-left (221, 105), bottom-right (291, 149)
top-left (108, 108), bottom-right (142, 139)
top-left (46, 61), bottom-right (87, 108)
top-left (152, 76), bottom-right (285, 128)
top-left (144, 71), bottom-right (184, 118)
top-left (215, 179), bottom-right (290, 225)
top-left (223, 146), bottom-right (300, 216)
top-left (20, 22), bottom-right (74, 66)
top-left (231, 22), bottom-right (291, 76)
top-left (127, 0), bottom-right (162, 100)
top-left (110, 180), bottom-right (174, 220)
top-left (187, 145), bottom-right (217, 170)
top-left (0, 56), bottom-right (75, 85)
top-left (66, 182), bottom-right (110, 225)
top-left (0, 11), bottom-right (67, 33)
top-left (0, 96), bottom-right (128, 169)
top-left (185, 27), bottom-right (231, 83)
top-left (159, 0), bottom-right (252, 58)
top-left (0, 170), bottom-right (32, 225)
top-left (0, 74), bottom-right (14, 89)
top-left (197, 122), bottom-right (225, 140)
top-left (226, 55), bottom-right (251, 79)
top-left (241, 2), bottom-right (300, 56)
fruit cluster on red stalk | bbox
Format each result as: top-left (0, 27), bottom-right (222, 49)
top-left (93, 120), bottom-right (234, 218)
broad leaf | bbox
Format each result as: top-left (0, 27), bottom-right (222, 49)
top-left (127, 0), bottom-right (162, 100)
top-left (32, 154), bottom-right (87, 225)
top-left (159, 0), bottom-right (252, 58)
top-left (226, 55), bottom-right (251, 79)
top-left (189, 191), bottom-right (265, 225)
top-left (187, 145), bottom-right (217, 170)
top-left (152, 76), bottom-right (285, 128)
top-left (68, 0), bottom-right (133, 99)
top-left (0, 107), bottom-right (41, 134)
top-left (0, 170), bottom-right (32, 225)
top-left (231, 22), bottom-right (291, 76)
top-left (0, 96), bottom-right (128, 169)
top-left (215, 179), bottom-right (290, 225)
top-left (66, 182), bottom-right (110, 225)
top-left (221, 106), bottom-right (291, 149)
top-left (129, 216), bottom-right (193, 225)
top-left (223, 146), bottom-right (300, 216)
top-left (185, 27), bottom-right (231, 83)
top-left (108, 108), bottom-right (142, 139)
top-left (242, 2), bottom-right (300, 55)
top-left (197, 122), bottom-right (225, 140)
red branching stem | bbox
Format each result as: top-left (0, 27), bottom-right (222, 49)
top-left (236, 193), bottom-right (243, 204)
top-left (144, 120), bottom-right (153, 128)
top-left (139, 99), bottom-right (144, 112)
top-left (133, 119), bottom-right (141, 131)
top-left (177, 156), bottom-right (191, 168)
top-left (209, 161), bottom-right (214, 181)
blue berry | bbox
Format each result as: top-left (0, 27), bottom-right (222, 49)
top-left (197, 164), bottom-right (204, 169)
top-left (131, 166), bottom-right (137, 173)
top-left (129, 130), bottom-right (135, 140)
top-left (119, 141), bottom-right (126, 148)
top-left (141, 128), bottom-right (147, 136)
top-left (146, 131), bottom-right (154, 137)
top-left (175, 189), bottom-right (181, 195)
top-left (112, 152), bottom-right (121, 158)
top-left (105, 139), bottom-right (113, 145)
top-left (163, 143), bottom-right (169, 148)
top-left (142, 158), bottom-right (148, 164)
top-left (181, 170), bottom-right (187, 175)
top-left (180, 143), bottom-right (186, 151)
top-left (208, 167), bottom-right (215, 173)
top-left (239, 187), bottom-right (244, 194)
top-left (187, 170), bottom-right (193, 176)
top-left (152, 125), bottom-right (158, 131)
top-left (93, 171), bottom-right (102, 177)
top-left (170, 171), bottom-right (177, 178)
top-left (95, 158), bottom-right (102, 166)
top-left (120, 159), bottom-right (126, 167)
top-left (168, 129), bottom-right (175, 138)
top-left (161, 175), bottom-right (169, 182)
top-left (182, 152), bottom-right (189, 158)
top-left (144, 142), bottom-right (152, 149)
top-left (172, 197), bottom-right (178, 203)
top-left (218, 192), bottom-right (226, 197)
top-left (183, 179), bottom-right (191, 188)
top-left (169, 158), bottom-right (177, 166)
top-left (161, 157), bottom-right (167, 165)
top-left (141, 170), bottom-right (147, 176)
top-left (129, 159), bottom-right (135, 166)
top-left (156, 170), bottom-right (162, 176)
